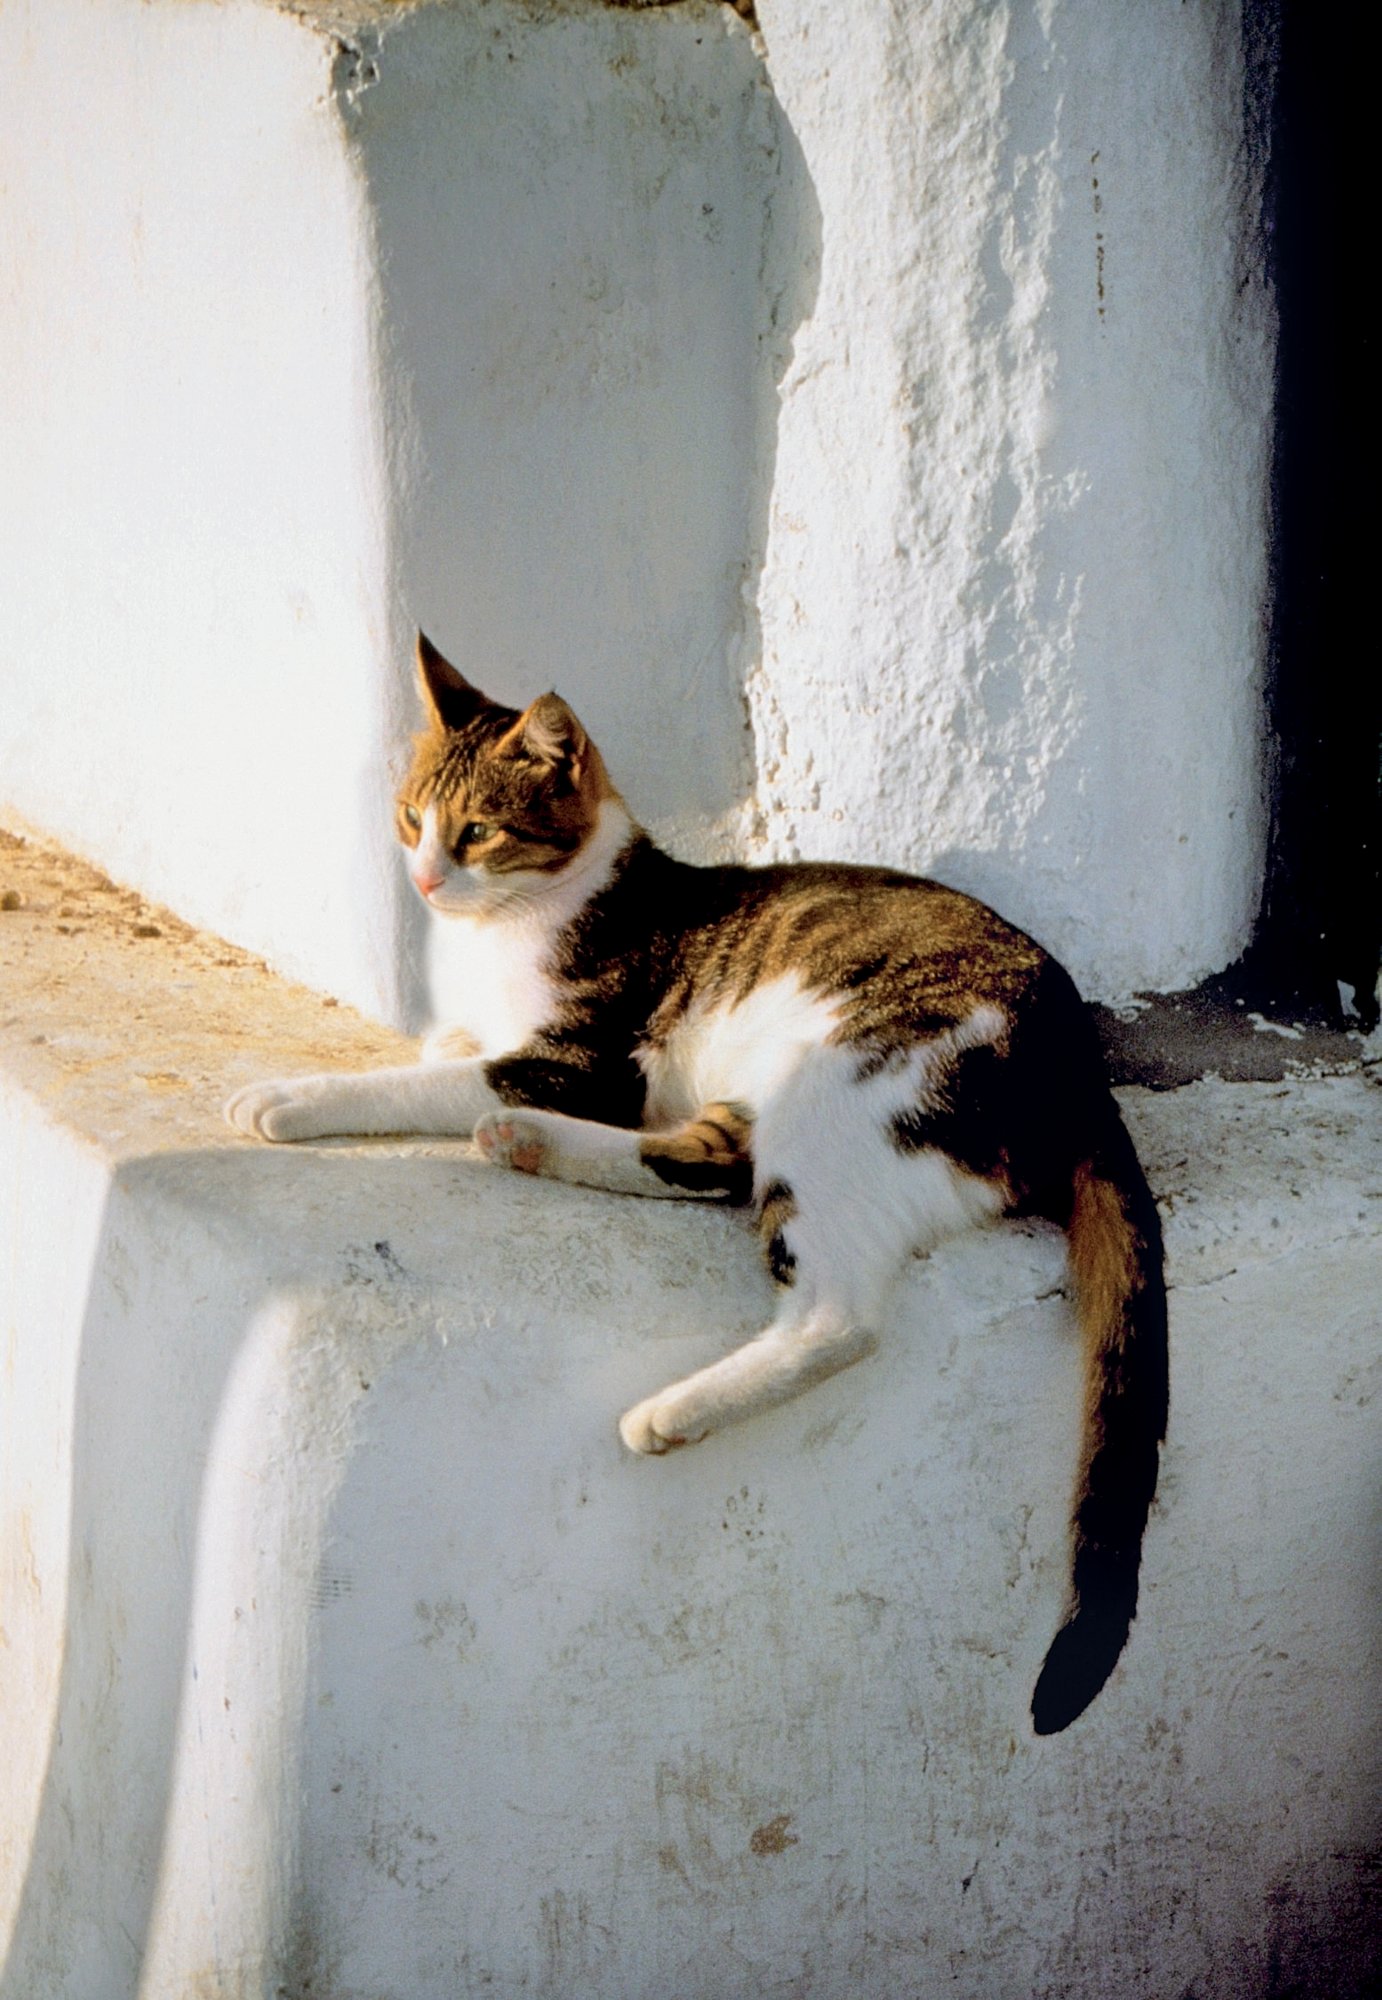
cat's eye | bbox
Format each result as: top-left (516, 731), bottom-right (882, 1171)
top-left (460, 821), bottom-right (496, 845)
top-left (400, 802), bottom-right (422, 831)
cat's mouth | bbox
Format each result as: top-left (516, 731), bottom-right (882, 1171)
top-left (413, 866), bottom-right (537, 920)
top-left (413, 872), bottom-right (473, 912)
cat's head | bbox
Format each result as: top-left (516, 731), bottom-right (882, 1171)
top-left (396, 633), bottom-right (625, 918)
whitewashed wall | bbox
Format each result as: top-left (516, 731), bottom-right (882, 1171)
top-left (0, 0), bottom-right (413, 1018)
top-left (3, 1003), bottom-right (1378, 1998)
top-left (746, 0), bottom-right (1275, 996)
top-left (0, 0), bottom-right (1273, 1022)
top-left (5, 15), bottom-right (1375, 2000)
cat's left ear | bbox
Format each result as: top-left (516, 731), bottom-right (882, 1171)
top-left (508, 693), bottom-right (589, 780)
top-left (416, 631), bottom-right (485, 733)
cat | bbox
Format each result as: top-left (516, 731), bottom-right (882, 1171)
top-left (227, 632), bottom-right (1168, 1734)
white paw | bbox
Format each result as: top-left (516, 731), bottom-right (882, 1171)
top-left (224, 1077), bottom-right (342, 1143)
top-left (618, 1390), bottom-right (709, 1456)
top-left (473, 1112), bottom-right (547, 1175)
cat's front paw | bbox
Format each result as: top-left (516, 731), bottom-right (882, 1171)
top-left (473, 1112), bottom-right (547, 1175)
top-left (618, 1391), bottom-right (708, 1456)
top-left (225, 1076), bottom-right (346, 1143)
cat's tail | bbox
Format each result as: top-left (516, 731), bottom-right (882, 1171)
top-left (1031, 1106), bottom-right (1168, 1734)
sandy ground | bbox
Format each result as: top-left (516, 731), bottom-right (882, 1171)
top-left (0, 822), bottom-right (407, 1159)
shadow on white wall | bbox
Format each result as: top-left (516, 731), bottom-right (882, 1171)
top-left (350, 6), bottom-right (820, 1026)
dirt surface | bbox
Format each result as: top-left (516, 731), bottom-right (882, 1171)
top-left (0, 824), bottom-right (408, 1160)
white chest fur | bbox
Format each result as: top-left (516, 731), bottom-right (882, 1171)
top-left (421, 799), bottom-right (634, 1060)
top-left (425, 909), bottom-right (562, 1057)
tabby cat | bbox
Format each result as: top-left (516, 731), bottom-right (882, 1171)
top-left (227, 633), bottom-right (1168, 1734)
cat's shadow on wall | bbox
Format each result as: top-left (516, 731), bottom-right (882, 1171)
top-left (354, 8), bottom-right (821, 1030)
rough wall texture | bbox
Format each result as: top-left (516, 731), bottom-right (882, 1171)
top-left (745, 0), bottom-right (1275, 996)
top-left (0, 0), bottom-right (1274, 1021)
top-left (358, 0), bottom-right (1275, 1004)
top-left (351, 0), bottom-right (780, 842)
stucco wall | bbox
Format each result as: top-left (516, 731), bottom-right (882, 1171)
top-left (746, 0), bottom-right (1275, 996)
top-left (7, 15), bottom-right (1372, 1998)
top-left (0, 0), bottom-right (413, 1020)
top-left (0, 0), bottom-right (1275, 1021)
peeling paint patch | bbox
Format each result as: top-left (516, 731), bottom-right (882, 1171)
top-left (749, 1812), bottom-right (799, 1857)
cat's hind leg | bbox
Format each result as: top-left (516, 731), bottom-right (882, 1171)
top-left (618, 1295), bottom-right (879, 1454)
top-left (617, 1169), bottom-right (901, 1452)
top-left (473, 1102), bottom-right (753, 1201)
top-left (619, 1043), bottom-right (1006, 1453)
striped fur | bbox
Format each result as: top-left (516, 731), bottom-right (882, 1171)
top-left (639, 1103), bottom-right (754, 1199)
top-left (758, 1178), bottom-right (798, 1285)
top-left (226, 635), bottom-right (1168, 1733)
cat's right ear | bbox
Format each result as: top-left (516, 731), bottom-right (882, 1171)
top-left (416, 632), bottom-right (484, 734)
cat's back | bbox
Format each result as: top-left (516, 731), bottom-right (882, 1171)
top-left (650, 852), bottom-right (1071, 1038)
top-left (623, 848), bottom-right (1102, 1138)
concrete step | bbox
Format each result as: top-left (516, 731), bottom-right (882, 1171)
top-left (3, 824), bottom-right (1378, 1999)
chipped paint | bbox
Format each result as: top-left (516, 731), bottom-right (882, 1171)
top-left (749, 1813), bottom-right (799, 1857)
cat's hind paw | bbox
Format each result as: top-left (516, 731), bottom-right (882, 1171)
top-left (618, 1391), bottom-right (707, 1456)
top-left (473, 1112), bottom-right (547, 1175)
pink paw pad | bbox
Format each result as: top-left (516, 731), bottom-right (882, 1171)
top-left (475, 1115), bottom-right (545, 1174)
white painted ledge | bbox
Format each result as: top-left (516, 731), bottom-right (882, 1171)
top-left (2, 831), bottom-right (1378, 1999)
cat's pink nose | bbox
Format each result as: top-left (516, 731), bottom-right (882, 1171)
top-left (412, 867), bottom-right (445, 899)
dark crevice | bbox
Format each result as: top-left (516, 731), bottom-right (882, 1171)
top-left (1236, 0), bottom-right (1381, 1030)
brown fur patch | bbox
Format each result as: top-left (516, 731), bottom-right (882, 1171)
top-left (757, 1177), bottom-right (798, 1285)
top-left (1064, 1144), bottom-right (1160, 1576)
top-left (639, 1103), bottom-right (753, 1199)
top-left (1068, 1162), bottom-right (1141, 1364)
top-left (637, 863), bottom-right (1049, 1079)
top-left (758, 1176), bottom-right (796, 1237)
top-left (642, 1102), bottom-right (751, 1166)
top-left (1032, 1134), bottom-right (1166, 1733)
top-left (1065, 1153), bottom-right (1163, 1556)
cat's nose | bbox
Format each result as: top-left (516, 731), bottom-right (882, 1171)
top-left (412, 867), bottom-right (445, 899)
